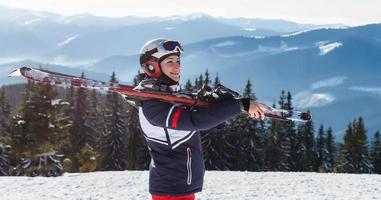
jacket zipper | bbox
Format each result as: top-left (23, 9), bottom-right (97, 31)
top-left (187, 148), bottom-right (192, 185)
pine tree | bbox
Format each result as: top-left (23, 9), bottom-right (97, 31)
top-left (213, 73), bottom-right (220, 88)
top-left (9, 81), bottom-right (70, 176)
top-left (227, 116), bottom-right (265, 171)
top-left (202, 123), bottom-right (233, 170)
top-left (264, 100), bottom-right (287, 171)
top-left (337, 122), bottom-right (355, 173)
top-left (284, 91), bottom-right (297, 171)
top-left (0, 143), bottom-right (10, 175)
top-left (203, 69), bottom-right (211, 87)
top-left (68, 73), bottom-right (97, 172)
top-left (184, 79), bottom-right (193, 93)
top-left (201, 73), bottom-right (232, 170)
top-left (243, 80), bottom-right (257, 100)
top-left (87, 89), bottom-right (102, 148)
top-left (195, 74), bottom-right (203, 90)
top-left (0, 88), bottom-right (11, 139)
top-left (264, 117), bottom-right (284, 171)
top-left (315, 125), bottom-right (325, 171)
top-left (353, 117), bottom-right (372, 173)
top-left (370, 131), bottom-right (381, 174)
top-left (278, 91), bottom-right (291, 171)
top-left (226, 80), bottom-right (263, 171)
top-left (337, 118), bottom-right (372, 173)
top-left (324, 127), bottom-right (336, 172)
top-left (125, 103), bottom-right (150, 170)
top-left (295, 116), bottom-right (315, 171)
top-left (99, 73), bottom-right (127, 171)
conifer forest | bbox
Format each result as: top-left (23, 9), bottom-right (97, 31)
top-left (0, 70), bottom-right (380, 177)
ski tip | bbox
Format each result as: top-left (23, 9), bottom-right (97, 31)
top-left (8, 66), bottom-right (32, 77)
top-left (8, 68), bottom-right (22, 77)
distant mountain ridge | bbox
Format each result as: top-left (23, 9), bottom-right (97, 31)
top-left (0, 6), bottom-right (318, 63)
top-left (1, 6), bottom-right (380, 140)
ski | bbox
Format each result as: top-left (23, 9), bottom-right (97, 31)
top-left (8, 67), bottom-right (311, 122)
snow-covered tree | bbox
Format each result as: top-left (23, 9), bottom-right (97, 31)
top-left (125, 104), bottom-right (150, 170)
top-left (315, 125), bottom-right (325, 171)
top-left (324, 127), bottom-right (336, 172)
top-left (295, 116), bottom-right (315, 171)
top-left (9, 81), bottom-right (70, 176)
top-left (337, 118), bottom-right (372, 173)
top-left (98, 73), bottom-right (127, 171)
top-left (66, 73), bottom-right (98, 172)
top-left (225, 80), bottom-right (264, 171)
top-left (0, 88), bottom-right (11, 139)
top-left (370, 131), bottom-right (381, 174)
top-left (203, 123), bottom-right (233, 170)
top-left (0, 143), bottom-right (10, 175)
top-left (264, 117), bottom-right (285, 171)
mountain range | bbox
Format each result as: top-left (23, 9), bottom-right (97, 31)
top-left (0, 6), bottom-right (380, 140)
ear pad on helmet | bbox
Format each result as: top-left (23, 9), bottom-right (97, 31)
top-left (142, 60), bottom-right (161, 79)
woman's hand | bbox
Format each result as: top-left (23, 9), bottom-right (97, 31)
top-left (248, 101), bottom-right (271, 120)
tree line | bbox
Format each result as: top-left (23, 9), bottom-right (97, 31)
top-left (0, 70), bottom-right (380, 176)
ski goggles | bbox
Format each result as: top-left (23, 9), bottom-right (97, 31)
top-left (162, 40), bottom-right (183, 52)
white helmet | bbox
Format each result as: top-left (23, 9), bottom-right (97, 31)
top-left (139, 38), bottom-right (183, 80)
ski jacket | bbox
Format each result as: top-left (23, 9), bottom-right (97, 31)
top-left (139, 98), bottom-right (247, 196)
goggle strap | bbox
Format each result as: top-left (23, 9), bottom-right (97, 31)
top-left (140, 48), bottom-right (159, 64)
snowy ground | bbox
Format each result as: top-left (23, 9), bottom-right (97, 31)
top-left (0, 171), bottom-right (380, 200)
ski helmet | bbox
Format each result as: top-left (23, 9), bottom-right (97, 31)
top-left (139, 38), bottom-right (183, 81)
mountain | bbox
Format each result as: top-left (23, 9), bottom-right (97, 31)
top-left (0, 60), bottom-right (114, 87)
top-left (216, 17), bottom-right (317, 33)
top-left (93, 24), bottom-right (381, 139)
top-left (1, 6), bottom-right (379, 140)
top-left (52, 14), bottom-right (283, 59)
top-left (0, 6), bottom-right (309, 63)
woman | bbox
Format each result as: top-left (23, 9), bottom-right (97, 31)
top-left (138, 38), bottom-right (269, 200)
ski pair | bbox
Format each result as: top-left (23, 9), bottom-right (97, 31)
top-left (8, 67), bottom-right (311, 122)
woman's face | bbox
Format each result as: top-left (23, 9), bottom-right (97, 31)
top-left (160, 55), bottom-right (181, 82)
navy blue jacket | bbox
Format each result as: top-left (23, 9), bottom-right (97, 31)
top-left (139, 98), bottom-right (245, 196)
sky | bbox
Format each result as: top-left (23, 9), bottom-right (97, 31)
top-left (0, 0), bottom-right (380, 26)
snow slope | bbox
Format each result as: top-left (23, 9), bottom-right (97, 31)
top-left (0, 171), bottom-right (380, 200)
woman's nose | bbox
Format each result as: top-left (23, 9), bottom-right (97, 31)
top-left (174, 62), bottom-right (180, 69)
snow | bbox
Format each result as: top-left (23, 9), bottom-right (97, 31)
top-left (21, 18), bottom-right (41, 26)
top-left (17, 120), bottom-right (26, 125)
top-left (51, 99), bottom-right (62, 106)
top-left (281, 28), bottom-right (322, 37)
top-left (166, 13), bottom-right (209, 21)
top-left (212, 41), bottom-right (235, 48)
top-left (57, 34), bottom-right (80, 48)
top-left (245, 35), bottom-right (265, 39)
top-left (319, 42), bottom-right (343, 55)
top-left (281, 26), bottom-right (348, 37)
top-left (213, 41), bottom-right (300, 57)
top-left (243, 27), bottom-right (256, 31)
top-left (0, 171), bottom-right (380, 200)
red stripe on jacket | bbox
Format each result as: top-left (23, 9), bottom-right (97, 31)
top-left (171, 107), bottom-right (184, 129)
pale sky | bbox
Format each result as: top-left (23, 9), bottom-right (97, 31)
top-left (1, 0), bottom-right (381, 26)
